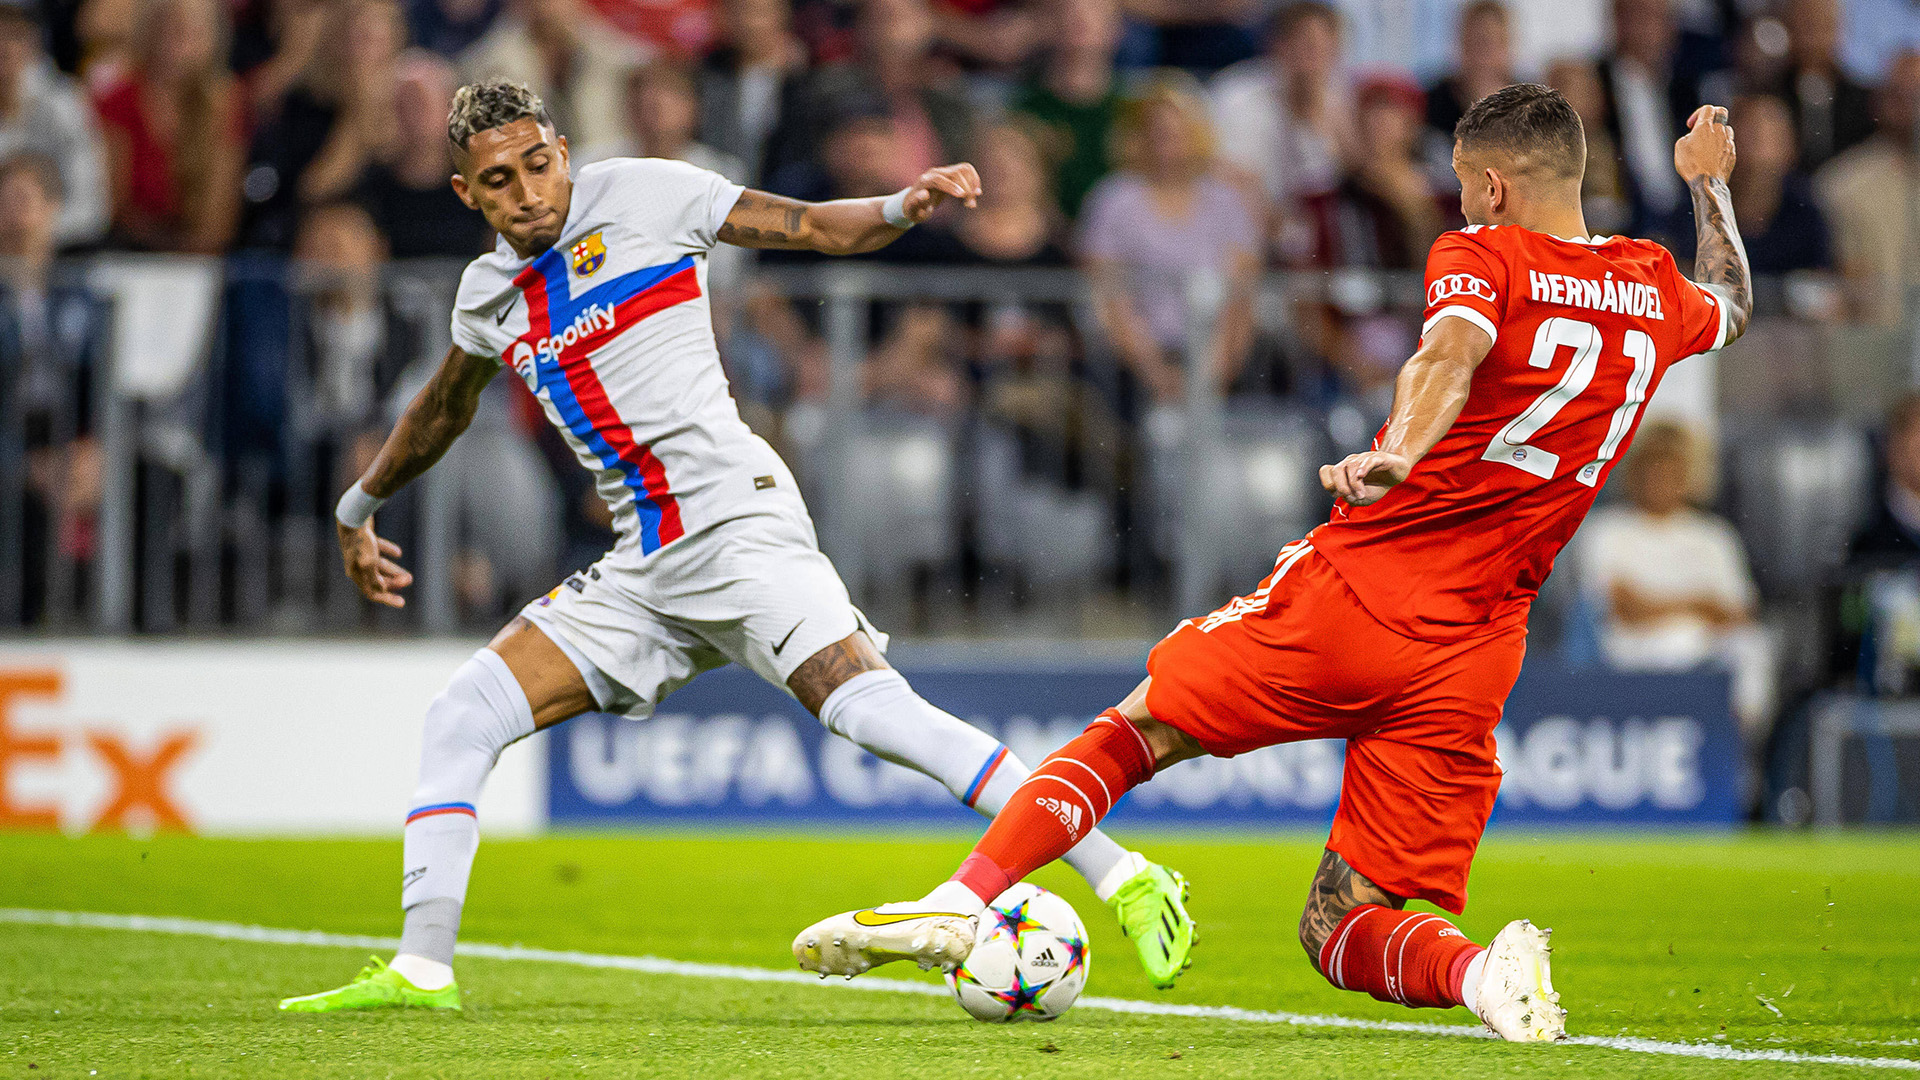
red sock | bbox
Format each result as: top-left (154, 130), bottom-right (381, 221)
top-left (952, 710), bottom-right (1155, 903)
top-left (1317, 905), bottom-right (1484, 1009)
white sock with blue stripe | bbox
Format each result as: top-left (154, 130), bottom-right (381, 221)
top-left (817, 670), bottom-right (1130, 894)
top-left (397, 649), bottom-right (536, 974)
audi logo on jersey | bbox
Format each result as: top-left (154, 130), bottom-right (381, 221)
top-left (1427, 273), bottom-right (1497, 307)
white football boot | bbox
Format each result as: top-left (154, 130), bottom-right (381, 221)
top-left (1471, 919), bottom-right (1567, 1042)
top-left (792, 902), bottom-right (977, 978)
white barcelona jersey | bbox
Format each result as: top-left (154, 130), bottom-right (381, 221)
top-left (449, 157), bottom-right (782, 561)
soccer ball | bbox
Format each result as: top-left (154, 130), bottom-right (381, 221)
top-left (945, 883), bottom-right (1088, 1022)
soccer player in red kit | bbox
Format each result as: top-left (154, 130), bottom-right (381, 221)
top-left (792, 84), bottom-right (1753, 1042)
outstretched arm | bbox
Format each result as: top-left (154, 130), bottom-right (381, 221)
top-left (1676, 104), bottom-right (1753, 346)
top-left (335, 345), bottom-right (499, 607)
top-left (717, 164), bottom-right (982, 256)
top-left (1318, 316), bottom-right (1495, 506)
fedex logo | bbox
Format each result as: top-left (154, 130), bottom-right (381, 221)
top-left (0, 669), bottom-right (199, 832)
top-left (1428, 273), bottom-right (1497, 306)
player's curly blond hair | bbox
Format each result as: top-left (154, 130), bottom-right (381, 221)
top-left (446, 79), bottom-right (554, 150)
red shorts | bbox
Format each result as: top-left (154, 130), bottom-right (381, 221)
top-left (1143, 542), bottom-right (1526, 914)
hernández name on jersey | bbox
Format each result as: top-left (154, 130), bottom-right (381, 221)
top-left (449, 157), bottom-right (794, 564)
top-left (1524, 269), bottom-right (1666, 320)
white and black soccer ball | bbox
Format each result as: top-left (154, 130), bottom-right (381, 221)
top-left (945, 883), bottom-right (1088, 1022)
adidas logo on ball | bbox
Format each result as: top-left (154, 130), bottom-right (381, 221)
top-left (1035, 797), bottom-right (1083, 837)
top-left (1030, 947), bottom-right (1060, 969)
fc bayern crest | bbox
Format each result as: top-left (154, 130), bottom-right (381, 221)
top-left (569, 233), bottom-right (607, 277)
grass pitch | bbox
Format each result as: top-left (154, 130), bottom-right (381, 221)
top-left (0, 831), bottom-right (1916, 1078)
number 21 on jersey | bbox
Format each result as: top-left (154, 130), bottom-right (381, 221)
top-left (1481, 316), bottom-right (1658, 487)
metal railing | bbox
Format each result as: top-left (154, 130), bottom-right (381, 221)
top-left (0, 255), bottom-right (1913, 640)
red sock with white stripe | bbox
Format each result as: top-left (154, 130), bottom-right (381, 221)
top-left (947, 709), bottom-right (1156, 905)
top-left (1317, 904), bottom-right (1485, 1010)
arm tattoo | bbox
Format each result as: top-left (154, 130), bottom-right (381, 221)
top-left (717, 190), bottom-right (812, 249)
top-left (361, 347), bottom-right (497, 498)
top-left (1686, 175), bottom-right (1753, 345)
top-left (786, 631), bottom-right (889, 715)
top-left (1297, 849), bottom-right (1405, 969)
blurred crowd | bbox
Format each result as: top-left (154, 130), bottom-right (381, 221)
top-left (9, 0), bottom-right (1920, 813)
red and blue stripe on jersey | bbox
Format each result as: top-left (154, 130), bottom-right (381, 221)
top-left (512, 249), bottom-right (699, 553)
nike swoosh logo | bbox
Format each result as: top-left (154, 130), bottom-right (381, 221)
top-left (771, 621), bottom-right (803, 656)
top-left (851, 910), bottom-right (969, 927)
top-left (494, 296), bottom-right (517, 325)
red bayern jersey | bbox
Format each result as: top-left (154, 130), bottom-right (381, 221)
top-left (1311, 224), bottom-right (1731, 643)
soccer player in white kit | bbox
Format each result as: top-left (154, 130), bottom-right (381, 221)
top-left (278, 80), bottom-right (1195, 1012)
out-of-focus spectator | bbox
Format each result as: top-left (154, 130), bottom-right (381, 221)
top-left (928, 0), bottom-right (1040, 72)
top-left (459, 0), bottom-right (646, 155)
top-left (0, 0), bottom-right (106, 246)
top-left (406, 0), bottom-right (504, 58)
top-left (1009, 0), bottom-right (1124, 220)
top-left (1722, 93), bottom-right (1829, 274)
top-left (238, 0), bottom-right (331, 119)
top-left (291, 201), bottom-right (399, 442)
top-left (698, 0), bottom-right (805, 183)
top-left (0, 155), bottom-right (107, 619)
top-left (1831, 395), bottom-right (1920, 696)
top-left (940, 119), bottom-right (1067, 268)
top-left (1593, 0), bottom-right (1712, 238)
top-left (1848, 394), bottom-right (1920, 568)
top-left (1207, 1), bottom-right (1355, 256)
top-left (1081, 72), bottom-right (1258, 408)
top-left (1113, 0), bottom-right (1259, 74)
top-left (1424, 1), bottom-right (1512, 143)
top-left (1766, 0), bottom-right (1872, 173)
top-left (580, 59), bottom-right (745, 179)
top-left (89, 0), bottom-right (242, 252)
top-left (579, 0), bottom-right (714, 59)
top-left (764, 92), bottom-right (894, 201)
top-left (353, 49), bottom-right (492, 258)
top-left (1817, 50), bottom-right (1920, 326)
top-left (240, 0), bottom-right (407, 250)
top-left (1579, 421), bottom-right (1776, 741)
top-left (1547, 55), bottom-right (1630, 236)
top-left (765, 0), bottom-right (971, 191)
top-left (1299, 75), bottom-right (1446, 270)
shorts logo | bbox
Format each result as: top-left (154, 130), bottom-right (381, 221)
top-left (570, 232), bottom-right (607, 277)
top-left (1427, 273), bottom-right (1497, 307)
top-left (564, 574), bottom-right (587, 593)
top-left (1035, 796), bottom-right (1083, 838)
top-left (402, 866), bottom-right (427, 888)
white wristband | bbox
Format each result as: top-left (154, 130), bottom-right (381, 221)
top-left (334, 481), bottom-right (387, 529)
top-left (881, 188), bottom-right (914, 229)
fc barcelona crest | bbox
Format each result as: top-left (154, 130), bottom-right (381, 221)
top-left (569, 232), bottom-right (607, 277)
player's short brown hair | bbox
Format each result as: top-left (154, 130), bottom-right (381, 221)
top-left (1454, 82), bottom-right (1585, 180)
top-left (447, 78), bottom-right (554, 150)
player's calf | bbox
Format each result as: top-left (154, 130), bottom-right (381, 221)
top-left (1296, 849), bottom-right (1565, 1042)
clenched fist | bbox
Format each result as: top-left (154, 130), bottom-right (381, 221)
top-left (1674, 104), bottom-right (1736, 185)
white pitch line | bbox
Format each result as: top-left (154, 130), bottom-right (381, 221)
top-left (4, 908), bottom-right (1915, 1073)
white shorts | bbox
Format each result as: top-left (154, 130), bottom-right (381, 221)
top-left (519, 499), bottom-right (887, 718)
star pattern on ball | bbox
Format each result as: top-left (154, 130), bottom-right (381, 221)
top-left (1055, 933), bottom-right (1087, 974)
top-left (991, 898), bottom-right (1048, 939)
top-left (984, 966), bottom-right (1049, 1016)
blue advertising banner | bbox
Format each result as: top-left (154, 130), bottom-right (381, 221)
top-left (547, 664), bottom-right (1742, 829)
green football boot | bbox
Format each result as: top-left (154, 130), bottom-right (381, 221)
top-left (1109, 861), bottom-right (1198, 989)
top-left (278, 956), bottom-right (462, 1013)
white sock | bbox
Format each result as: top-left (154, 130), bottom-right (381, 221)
top-left (817, 670), bottom-right (1130, 891)
top-left (921, 879), bottom-right (991, 915)
top-left (389, 953), bottom-right (454, 991)
top-left (399, 649), bottom-right (535, 956)
top-left (1459, 950), bottom-right (1489, 1013)
top-left (1092, 850), bottom-right (1149, 902)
